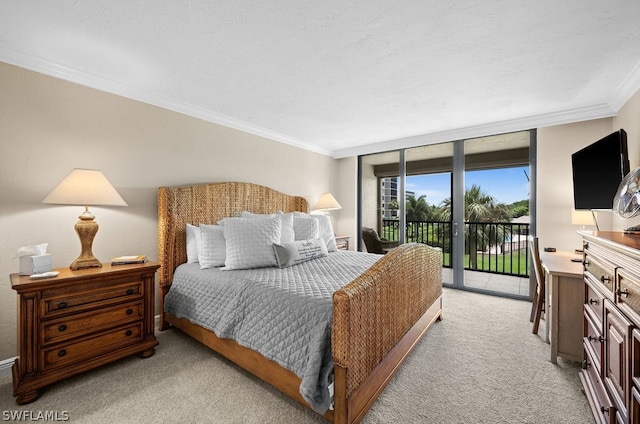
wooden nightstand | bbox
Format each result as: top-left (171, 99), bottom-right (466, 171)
top-left (335, 235), bottom-right (350, 250)
top-left (11, 261), bottom-right (160, 404)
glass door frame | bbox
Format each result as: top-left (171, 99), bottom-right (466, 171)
top-left (357, 131), bottom-right (535, 300)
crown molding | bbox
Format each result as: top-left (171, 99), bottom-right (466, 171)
top-left (332, 104), bottom-right (617, 158)
top-left (0, 48), bottom-right (332, 157)
top-left (609, 58), bottom-right (640, 111)
top-left (1, 47), bottom-right (633, 160)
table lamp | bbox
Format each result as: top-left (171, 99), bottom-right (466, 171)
top-left (313, 193), bottom-right (342, 212)
top-left (571, 209), bottom-right (595, 230)
top-left (42, 169), bottom-right (127, 270)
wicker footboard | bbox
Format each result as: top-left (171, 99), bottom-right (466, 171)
top-left (332, 243), bottom-right (443, 424)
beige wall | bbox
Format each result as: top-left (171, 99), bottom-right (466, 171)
top-left (2, 57), bottom-right (639, 365)
top-left (0, 62), bottom-right (337, 361)
top-left (612, 88), bottom-right (640, 230)
top-left (537, 88), bottom-right (640, 251)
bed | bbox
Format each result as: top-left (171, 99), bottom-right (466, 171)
top-left (157, 181), bottom-right (443, 424)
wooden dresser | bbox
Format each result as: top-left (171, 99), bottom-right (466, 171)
top-left (11, 261), bottom-right (160, 404)
top-left (579, 231), bottom-right (640, 424)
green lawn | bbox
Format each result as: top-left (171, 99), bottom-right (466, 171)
top-left (442, 250), bottom-right (529, 276)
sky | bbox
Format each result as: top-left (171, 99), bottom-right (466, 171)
top-left (405, 166), bottom-right (530, 206)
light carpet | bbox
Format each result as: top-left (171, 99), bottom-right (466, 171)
top-left (0, 288), bottom-right (592, 423)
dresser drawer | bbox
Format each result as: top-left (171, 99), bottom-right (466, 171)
top-left (42, 281), bottom-right (142, 317)
top-left (631, 387), bottom-right (640, 424)
top-left (584, 251), bottom-right (616, 295)
top-left (581, 346), bottom-right (617, 424)
top-left (42, 323), bottom-right (143, 371)
top-left (585, 311), bottom-right (604, 375)
top-left (632, 329), bottom-right (640, 389)
top-left (42, 301), bottom-right (143, 344)
top-left (586, 278), bottom-right (606, 324)
top-left (617, 268), bottom-right (640, 321)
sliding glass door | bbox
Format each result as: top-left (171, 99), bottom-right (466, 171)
top-left (358, 130), bottom-right (534, 299)
top-left (404, 142), bottom-right (455, 285)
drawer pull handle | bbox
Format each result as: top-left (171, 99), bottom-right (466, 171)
top-left (618, 289), bottom-right (630, 298)
top-left (588, 335), bottom-right (605, 343)
top-left (582, 359), bottom-right (590, 369)
top-left (601, 276), bottom-right (611, 284)
top-left (58, 324), bottom-right (67, 332)
top-left (600, 406), bottom-right (610, 414)
top-left (125, 330), bottom-right (133, 336)
top-left (589, 298), bottom-right (599, 305)
top-left (57, 349), bottom-right (66, 357)
top-left (126, 309), bottom-right (133, 315)
top-left (58, 301), bottom-right (67, 309)
top-left (126, 289), bottom-right (134, 295)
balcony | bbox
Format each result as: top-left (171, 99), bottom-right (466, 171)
top-left (381, 219), bottom-right (531, 280)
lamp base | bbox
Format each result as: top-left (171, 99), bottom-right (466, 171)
top-left (70, 256), bottom-right (102, 270)
top-left (70, 210), bottom-right (102, 270)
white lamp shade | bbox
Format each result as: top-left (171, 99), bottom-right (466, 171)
top-left (42, 169), bottom-right (127, 206)
top-left (571, 209), bottom-right (594, 226)
top-left (313, 193), bottom-right (342, 211)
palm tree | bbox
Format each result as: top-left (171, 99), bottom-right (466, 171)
top-left (406, 195), bottom-right (431, 242)
top-left (406, 195), bottom-right (429, 221)
top-left (439, 185), bottom-right (511, 269)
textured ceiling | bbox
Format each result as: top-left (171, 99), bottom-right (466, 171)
top-left (1, 1), bottom-right (640, 158)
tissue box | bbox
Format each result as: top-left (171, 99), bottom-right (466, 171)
top-left (19, 254), bottom-right (53, 275)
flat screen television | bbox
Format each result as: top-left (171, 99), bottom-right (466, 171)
top-left (572, 129), bottom-right (629, 210)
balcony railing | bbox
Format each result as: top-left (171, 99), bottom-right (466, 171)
top-left (381, 219), bottom-right (530, 277)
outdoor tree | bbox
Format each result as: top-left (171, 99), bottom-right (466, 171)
top-left (438, 185), bottom-right (510, 269)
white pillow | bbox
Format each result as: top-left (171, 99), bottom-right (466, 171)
top-left (186, 223), bottom-right (201, 263)
top-left (293, 215), bottom-right (320, 241)
top-left (221, 216), bottom-right (282, 270)
top-left (199, 224), bottom-right (226, 269)
top-left (295, 212), bottom-right (337, 252)
top-left (240, 211), bottom-right (295, 243)
top-left (273, 238), bottom-right (328, 268)
top-left (314, 214), bottom-right (338, 252)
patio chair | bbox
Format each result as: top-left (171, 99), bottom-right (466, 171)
top-left (362, 227), bottom-right (399, 254)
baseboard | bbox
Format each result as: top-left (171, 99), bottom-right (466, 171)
top-left (0, 356), bottom-right (15, 379)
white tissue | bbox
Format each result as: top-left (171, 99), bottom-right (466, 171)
top-left (16, 243), bottom-right (48, 258)
top-left (17, 243), bottom-right (52, 275)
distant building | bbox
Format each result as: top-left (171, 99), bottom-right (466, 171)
top-left (380, 177), bottom-right (415, 219)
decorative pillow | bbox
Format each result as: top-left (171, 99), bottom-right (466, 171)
top-left (220, 216), bottom-right (282, 270)
top-left (240, 211), bottom-right (295, 243)
top-left (294, 212), bottom-right (337, 252)
top-left (273, 238), bottom-right (328, 268)
top-left (186, 223), bottom-right (201, 263)
top-left (293, 215), bottom-right (320, 240)
top-left (199, 224), bottom-right (226, 269)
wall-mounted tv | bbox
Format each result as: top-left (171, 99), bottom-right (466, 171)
top-left (572, 129), bottom-right (629, 210)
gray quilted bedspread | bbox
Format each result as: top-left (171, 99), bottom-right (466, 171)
top-left (164, 250), bottom-right (381, 413)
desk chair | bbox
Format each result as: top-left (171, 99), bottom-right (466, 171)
top-left (529, 237), bottom-right (545, 334)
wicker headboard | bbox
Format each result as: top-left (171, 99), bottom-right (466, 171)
top-left (157, 182), bottom-right (309, 288)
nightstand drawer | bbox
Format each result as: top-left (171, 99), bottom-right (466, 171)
top-left (42, 281), bottom-right (142, 317)
top-left (42, 301), bottom-right (143, 344)
top-left (43, 323), bottom-right (143, 371)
